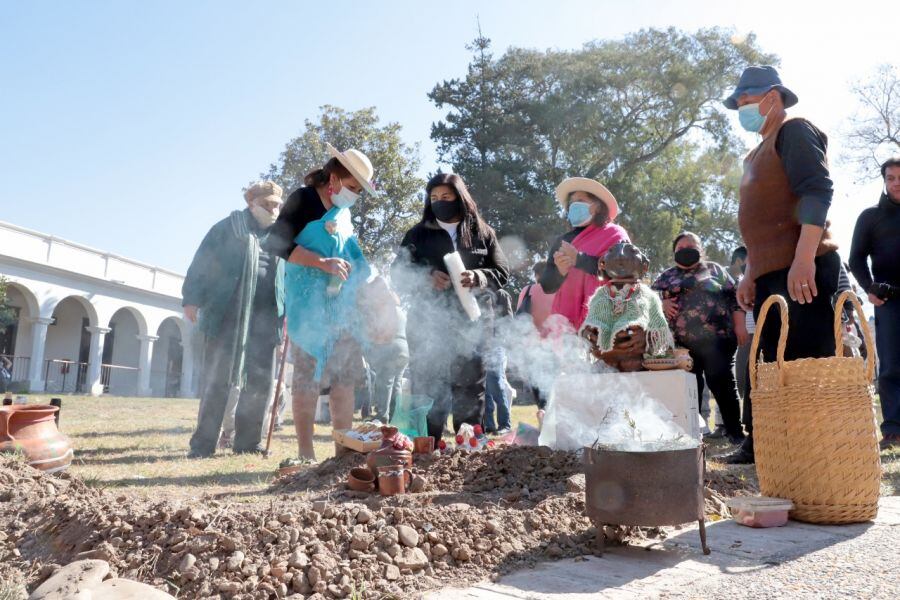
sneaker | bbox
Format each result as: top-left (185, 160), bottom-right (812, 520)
top-left (218, 431), bottom-right (233, 449)
top-left (879, 434), bottom-right (900, 451)
top-left (704, 425), bottom-right (727, 440)
top-left (495, 427), bottom-right (512, 437)
top-left (718, 437), bottom-right (754, 464)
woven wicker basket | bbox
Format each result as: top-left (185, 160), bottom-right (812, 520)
top-left (750, 292), bottom-right (882, 524)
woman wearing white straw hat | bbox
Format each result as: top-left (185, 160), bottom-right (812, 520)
top-left (266, 143), bottom-right (376, 461)
top-left (539, 177), bottom-right (630, 333)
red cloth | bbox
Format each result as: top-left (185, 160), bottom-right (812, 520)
top-left (549, 223), bottom-right (629, 330)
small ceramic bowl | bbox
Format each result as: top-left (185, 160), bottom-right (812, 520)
top-left (348, 467), bottom-right (376, 492)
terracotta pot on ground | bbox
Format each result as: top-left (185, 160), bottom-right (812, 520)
top-left (0, 405), bottom-right (73, 472)
top-left (378, 467), bottom-right (412, 496)
top-left (348, 467), bottom-right (376, 492)
top-left (366, 426), bottom-right (412, 476)
top-left (413, 436), bottom-right (435, 454)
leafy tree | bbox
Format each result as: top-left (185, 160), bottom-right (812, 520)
top-left (429, 27), bottom-right (775, 274)
top-left (263, 105), bottom-right (425, 265)
top-left (0, 277), bottom-right (15, 329)
top-left (844, 64), bottom-right (900, 178)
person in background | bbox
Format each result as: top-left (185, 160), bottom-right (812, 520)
top-left (266, 144), bottom-right (376, 461)
top-left (652, 232), bottom-right (747, 445)
top-left (723, 66), bottom-right (841, 464)
top-left (391, 173), bottom-right (510, 441)
top-left (517, 261), bottom-right (556, 424)
top-left (183, 181), bottom-right (285, 458)
top-left (849, 156), bottom-right (900, 451)
top-left (517, 261), bottom-right (556, 332)
top-left (0, 356), bottom-right (12, 393)
top-left (357, 275), bottom-right (409, 424)
top-left (835, 262), bottom-right (866, 357)
top-left (709, 246), bottom-right (750, 439)
top-left (540, 177), bottom-right (629, 332)
top-left (482, 324), bottom-right (513, 436)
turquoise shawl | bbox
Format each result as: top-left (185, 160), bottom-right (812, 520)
top-left (285, 206), bottom-right (370, 380)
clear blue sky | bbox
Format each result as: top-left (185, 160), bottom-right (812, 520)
top-left (1, 0), bottom-right (895, 273)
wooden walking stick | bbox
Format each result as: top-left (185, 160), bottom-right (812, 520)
top-left (264, 320), bottom-right (290, 458)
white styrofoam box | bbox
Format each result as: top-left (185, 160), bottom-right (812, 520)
top-left (613, 370), bottom-right (700, 440)
top-left (541, 370), bottom-right (700, 451)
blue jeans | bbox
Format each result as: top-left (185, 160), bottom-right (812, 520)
top-left (483, 348), bottom-right (511, 431)
top-left (875, 301), bottom-right (900, 436)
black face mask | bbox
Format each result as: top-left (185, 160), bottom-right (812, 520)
top-left (431, 199), bottom-right (462, 222)
top-left (674, 248), bottom-right (701, 268)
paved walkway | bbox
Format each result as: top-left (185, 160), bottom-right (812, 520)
top-left (430, 497), bottom-right (900, 600)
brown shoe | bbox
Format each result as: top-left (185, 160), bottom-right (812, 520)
top-left (879, 434), bottom-right (900, 451)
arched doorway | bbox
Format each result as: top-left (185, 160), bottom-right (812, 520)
top-left (0, 282), bottom-right (39, 390)
top-left (151, 317), bottom-right (184, 398)
top-left (44, 296), bottom-right (96, 393)
top-left (104, 307), bottom-right (145, 396)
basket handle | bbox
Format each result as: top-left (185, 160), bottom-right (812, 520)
top-left (749, 295), bottom-right (790, 390)
top-left (832, 291), bottom-right (876, 383)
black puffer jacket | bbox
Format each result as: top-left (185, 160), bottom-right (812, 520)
top-left (391, 219), bottom-right (512, 320)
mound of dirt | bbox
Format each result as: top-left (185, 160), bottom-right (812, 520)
top-left (1, 444), bottom-right (755, 600)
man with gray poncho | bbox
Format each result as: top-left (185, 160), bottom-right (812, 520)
top-left (183, 181), bottom-right (285, 458)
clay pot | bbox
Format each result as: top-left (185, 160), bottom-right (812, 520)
top-left (377, 467), bottom-right (412, 496)
top-left (413, 436), bottom-right (435, 454)
top-left (366, 426), bottom-right (412, 476)
top-left (0, 405), bottom-right (73, 473)
top-left (348, 467), bottom-right (376, 492)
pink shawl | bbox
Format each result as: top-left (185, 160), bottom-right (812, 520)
top-left (549, 223), bottom-right (629, 330)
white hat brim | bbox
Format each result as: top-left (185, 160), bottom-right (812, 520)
top-left (326, 143), bottom-right (376, 195)
top-left (555, 177), bottom-right (618, 220)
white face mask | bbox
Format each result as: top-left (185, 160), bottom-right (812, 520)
top-left (332, 184), bottom-right (360, 208)
top-left (250, 204), bottom-right (278, 227)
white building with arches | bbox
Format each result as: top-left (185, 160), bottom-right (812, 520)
top-left (0, 220), bottom-right (199, 397)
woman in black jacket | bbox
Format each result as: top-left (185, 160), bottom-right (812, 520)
top-left (391, 173), bottom-right (510, 441)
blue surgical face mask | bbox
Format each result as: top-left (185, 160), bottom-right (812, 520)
top-left (567, 201), bottom-right (592, 227)
top-left (332, 185), bottom-right (359, 208)
top-left (738, 102), bottom-right (767, 133)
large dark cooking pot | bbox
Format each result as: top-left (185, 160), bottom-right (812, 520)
top-left (583, 444), bottom-right (710, 554)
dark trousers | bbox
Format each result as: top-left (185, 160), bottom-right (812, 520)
top-left (875, 301), bottom-right (900, 436)
top-left (366, 339), bottom-right (410, 423)
top-left (408, 334), bottom-right (484, 440)
top-left (189, 323), bottom-right (277, 455)
top-left (688, 337), bottom-right (742, 435)
top-left (746, 251), bottom-right (840, 432)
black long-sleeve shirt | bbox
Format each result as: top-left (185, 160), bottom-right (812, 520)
top-left (776, 119), bottom-right (834, 227)
top-left (849, 194), bottom-right (900, 290)
top-left (539, 228), bottom-right (599, 293)
top-left (263, 186), bottom-right (327, 260)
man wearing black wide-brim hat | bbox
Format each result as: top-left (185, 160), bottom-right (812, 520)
top-left (720, 66), bottom-right (841, 464)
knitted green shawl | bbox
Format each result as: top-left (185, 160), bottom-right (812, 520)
top-left (580, 283), bottom-right (674, 357)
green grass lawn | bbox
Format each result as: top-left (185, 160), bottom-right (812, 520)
top-left (17, 394), bottom-right (542, 501)
top-left (9, 394), bottom-right (898, 500)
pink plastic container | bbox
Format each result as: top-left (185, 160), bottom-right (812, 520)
top-left (727, 496), bottom-right (794, 528)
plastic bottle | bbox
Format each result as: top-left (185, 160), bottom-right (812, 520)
top-left (326, 251), bottom-right (344, 297)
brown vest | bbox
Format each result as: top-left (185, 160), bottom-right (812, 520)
top-left (739, 118), bottom-right (837, 281)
